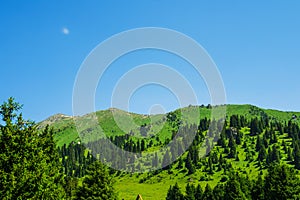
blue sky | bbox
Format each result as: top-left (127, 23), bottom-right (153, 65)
top-left (0, 1), bottom-right (300, 122)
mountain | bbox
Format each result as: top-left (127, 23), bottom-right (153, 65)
top-left (39, 104), bottom-right (300, 199)
top-left (39, 104), bottom-right (300, 147)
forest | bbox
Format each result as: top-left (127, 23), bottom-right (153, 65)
top-left (1, 98), bottom-right (300, 199)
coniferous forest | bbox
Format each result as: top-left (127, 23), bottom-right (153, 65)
top-left (1, 98), bottom-right (300, 199)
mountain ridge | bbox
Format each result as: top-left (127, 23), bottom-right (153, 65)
top-left (39, 104), bottom-right (300, 147)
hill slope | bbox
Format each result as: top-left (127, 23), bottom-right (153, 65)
top-left (39, 104), bottom-right (300, 147)
top-left (40, 104), bottom-right (300, 199)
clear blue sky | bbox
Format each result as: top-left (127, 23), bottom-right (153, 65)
top-left (1, 1), bottom-right (300, 122)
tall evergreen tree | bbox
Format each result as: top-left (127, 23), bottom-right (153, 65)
top-left (185, 154), bottom-right (195, 174)
top-left (64, 176), bottom-right (78, 199)
top-left (267, 145), bottom-right (280, 165)
top-left (236, 131), bottom-right (242, 145)
top-left (287, 146), bottom-right (293, 162)
top-left (224, 172), bottom-right (247, 200)
top-left (202, 184), bottom-right (214, 200)
top-left (194, 184), bottom-right (203, 200)
top-left (264, 164), bottom-right (300, 200)
top-left (249, 118), bottom-right (262, 136)
top-left (228, 136), bottom-right (237, 158)
top-left (166, 183), bottom-right (184, 200)
top-left (212, 183), bottom-right (224, 200)
top-left (258, 145), bottom-right (267, 162)
top-left (293, 142), bottom-right (300, 169)
top-left (75, 161), bottom-right (117, 200)
top-left (0, 98), bottom-right (65, 199)
top-left (252, 174), bottom-right (265, 200)
top-left (256, 135), bottom-right (263, 152)
top-left (185, 183), bottom-right (196, 200)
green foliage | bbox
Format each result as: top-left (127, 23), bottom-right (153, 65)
top-left (223, 172), bottom-right (248, 200)
top-left (75, 161), bottom-right (117, 200)
top-left (0, 98), bottom-right (65, 199)
top-left (202, 184), bottom-right (214, 200)
top-left (185, 183), bottom-right (196, 200)
top-left (293, 142), bottom-right (300, 169)
top-left (185, 154), bottom-right (195, 175)
top-left (264, 164), bottom-right (300, 200)
top-left (212, 184), bottom-right (224, 200)
top-left (166, 183), bottom-right (184, 200)
top-left (251, 174), bottom-right (264, 200)
top-left (194, 184), bottom-right (203, 200)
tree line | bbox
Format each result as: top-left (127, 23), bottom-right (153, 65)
top-left (166, 163), bottom-right (300, 200)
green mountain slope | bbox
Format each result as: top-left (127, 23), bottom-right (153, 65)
top-left (39, 104), bottom-right (300, 199)
top-left (39, 104), bottom-right (300, 147)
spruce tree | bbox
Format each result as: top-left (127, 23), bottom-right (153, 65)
top-left (202, 184), bottom-right (214, 200)
top-left (166, 183), bottom-right (184, 200)
top-left (185, 154), bottom-right (195, 175)
top-left (0, 98), bottom-right (65, 199)
top-left (258, 145), bottom-right (267, 162)
top-left (228, 136), bottom-right (237, 158)
top-left (264, 164), bottom-right (300, 200)
top-left (287, 146), bottom-right (293, 162)
top-left (75, 161), bottom-right (117, 200)
top-left (256, 135), bottom-right (263, 152)
top-left (251, 174), bottom-right (264, 200)
top-left (212, 183), bottom-right (224, 200)
top-left (224, 172), bottom-right (247, 200)
top-left (293, 142), bottom-right (300, 169)
top-left (185, 183), bottom-right (196, 200)
top-left (194, 184), bottom-right (203, 200)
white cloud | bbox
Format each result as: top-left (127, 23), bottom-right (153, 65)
top-left (62, 27), bottom-right (69, 35)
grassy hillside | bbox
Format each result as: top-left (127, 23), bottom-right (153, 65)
top-left (39, 104), bottom-right (300, 147)
top-left (40, 104), bottom-right (300, 199)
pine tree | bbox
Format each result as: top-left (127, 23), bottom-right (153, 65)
top-left (256, 135), bottom-right (263, 152)
top-left (224, 172), bottom-right (247, 200)
top-left (228, 136), bottom-right (237, 158)
top-left (141, 139), bottom-right (146, 151)
top-left (166, 183), bottom-right (184, 200)
top-left (263, 133), bottom-right (269, 148)
top-left (271, 145), bottom-right (280, 163)
top-left (287, 146), bottom-right (293, 162)
top-left (251, 174), bottom-right (264, 200)
top-left (249, 118), bottom-right (262, 136)
top-left (217, 130), bottom-right (226, 148)
top-left (236, 131), bottom-right (242, 145)
top-left (0, 98), bottom-right (65, 199)
top-left (213, 183), bottom-right (224, 200)
top-left (258, 145), bottom-right (267, 162)
top-left (264, 164), bottom-right (300, 200)
top-left (185, 154), bottom-right (195, 174)
top-left (267, 145), bottom-right (280, 165)
top-left (293, 142), bottom-right (300, 169)
top-left (202, 184), bottom-right (214, 200)
top-left (75, 161), bottom-right (117, 200)
top-left (185, 183), bottom-right (196, 200)
top-left (230, 115), bottom-right (240, 128)
top-left (64, 176), bottom-right (78, 199)
top-left (194, 184), bottom-right (203, 200)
